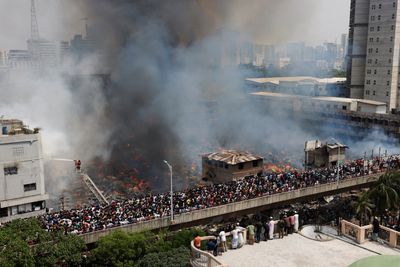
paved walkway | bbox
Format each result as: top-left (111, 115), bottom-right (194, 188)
top-left (218, 234), bottom-right (400, 267)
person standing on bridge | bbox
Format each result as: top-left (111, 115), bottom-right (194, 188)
top-left (269, 217), bottom-right (276, 240)
top-left (231, 227), bottom-right (239, 249)
top-left (372, 217), bottom-right (380, 241)
top-left (219, 229), bottom-right (227, 252)
top-left (247, 223), bottom-right (255, 245)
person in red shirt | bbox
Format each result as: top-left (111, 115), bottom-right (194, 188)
top-left (194, 234), bottom-right (202, 249)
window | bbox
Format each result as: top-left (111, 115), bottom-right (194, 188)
top-left (4, 166), bottom-right (18, 175)
top-left (12, 147), bottom-right (24, 157)
top-left (379, 4), bottom-right (382, 9)
top-left (24, 183), bottom-right (36, 192)
top-left (377, 26), bottom-right (381, 31)
top-left (368, 59), bottom-right (372, 64)
top-left (391, 25), bottom-right (395, 30)
top-left (369, 37), bottom-right (374, 42)
top-left (393, 14), bottom-right (396, 19)
top-left (0, 208), bottom-right (7, 218)
top-left (388, 70), bottom-right (391, 75)
top-left (390, 36), bottom-right (393, 42)
top-left (376, 48), bottom-right (379, 53)
top-left (376, 37), bottom-right (380, 42)
top-left (374, 69), bottom-right (377, 74)
top-left (375, 59), bottom-right (378, 64)
top-left (238, 163), bottom-right (244, 170)
top-left (252, 160), bottom-right (258, 167)
top-left (371, 15), bottom-right (375, 20)
top-left (366, 80), bottom-right (371, 85)
top-left (389, 58), bottom-right (392, 63)
top-left (386, 91), bottom-right (389, 97)
top-left (373, 90), bottom-right (376, 95)
top-left (372, 4), bottom-right (376, 10)
top-left (366, 90), bottom-right (370, 95)
top-left (394, 2), bottom-right (396, 7)
top-left (387, 81), bottom-right (390, 86)
top-left (368, 48), bottom-right (373, 54)
top-left (370, 26), bottom-right (374, 32)
top-left (389, 48), bottom-right (393, 53)
top-left (367, 69), bottom-right (371, 74)
top-left (373, 80), bottom-right (377, 85)
top-left (378, 15), bottom-right (381, 20)
top-left (342, 106), bottom-right (347, 110)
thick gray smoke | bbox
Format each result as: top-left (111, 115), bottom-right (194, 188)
top-left (74, 0), bottom-right (322, 190)
top-left (1, 0), bottom-right (397, 198)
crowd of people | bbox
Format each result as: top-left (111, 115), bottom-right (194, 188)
top-left (203, 210), bottom-right (300, 256)
top-left (40, 155), bottom-right (400, 235)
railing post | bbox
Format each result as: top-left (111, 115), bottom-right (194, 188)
top-left (341, 220), bottom-right (346, 236)
top-left (389, 230), bottom-right (397, 248)
top-left (358, 227), bottom-right (365, 244)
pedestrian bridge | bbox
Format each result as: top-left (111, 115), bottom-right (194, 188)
top-left (80, 173), bottom-right (381, 244)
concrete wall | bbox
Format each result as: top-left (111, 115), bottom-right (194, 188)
top-left (80, 174), bottom-right (381, 244)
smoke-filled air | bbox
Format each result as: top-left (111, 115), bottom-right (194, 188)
top-left (0, 0), bottom-right (397, 205)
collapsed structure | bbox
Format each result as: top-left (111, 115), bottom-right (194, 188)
top-left (202, 150), bottom-right (263, 183)
top-left (304, 140), bottom-right (348, 169)
top-left (0, 119), bottom-right (48, 222)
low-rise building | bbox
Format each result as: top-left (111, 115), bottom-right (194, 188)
top-left (305, 140), bottom-right (348, 169)
top-left (202, 150), bottom-right (263, 184)
top-left (250, 91), bottom-right (387, 114)
top-left (246, 76), bottom-right (347, 97)
top-left (0, 119), bottom-right (48, 222)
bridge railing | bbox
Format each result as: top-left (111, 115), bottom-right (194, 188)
top-left (341, 220), bottom-right (400, 248)
top-left (190, 236), bottom-right (227, 267)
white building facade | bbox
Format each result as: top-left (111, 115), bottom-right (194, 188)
top-left (348, 0), bottom-right (400, 112)
top-left (0, 119), bottom-right (48, 222)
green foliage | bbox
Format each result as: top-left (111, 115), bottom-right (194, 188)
top-left (88, 227), bottom-right (205, 267)
top-left (0, 218), bottom-right (86, 267)
top-left (169, 228), bottom-right (205, 249)
top-left (369, 172), bottom-right (400, 215)
top-left (89, 231), bottom-right (147, 267)
top-left (136, 246), bottom-right (190, 267)
top-left (0, 238), bottom-right (35, 267)
top-left (352, 192), bottom-right (375, 225)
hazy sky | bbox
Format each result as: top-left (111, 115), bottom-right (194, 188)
top-left (0, 0), bottom-right (350, 50)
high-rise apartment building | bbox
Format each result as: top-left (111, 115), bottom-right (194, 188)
top-left (347, 0), bottom-right (400, 112)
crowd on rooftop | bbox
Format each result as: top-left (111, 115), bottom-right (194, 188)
top-left (40, 155), bottom-right (400, 235)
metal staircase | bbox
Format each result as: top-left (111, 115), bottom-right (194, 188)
top-left (80, 171), bottom-right (109, 206)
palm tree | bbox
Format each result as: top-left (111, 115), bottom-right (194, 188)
top-left (369, 171), bottom-right (400, 220)
top-left (352, 192), bottom-right (375, 226)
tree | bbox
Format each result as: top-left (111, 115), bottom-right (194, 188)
top-left (0, 218), bottom-right (86, 267)
top-left (89, 231), bottom-right (147, 267)
top-left (369, 172), bottom-right (400, 218)
top-left (352, 192), bottom-right (375, 226)
top-left (137, 246), bottom-right (190, 267)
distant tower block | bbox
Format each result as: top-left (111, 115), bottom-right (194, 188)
top-left (31, 0), bottom-right (40, 40)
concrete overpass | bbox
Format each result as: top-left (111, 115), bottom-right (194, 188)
top-left (80, 173), bottom-right (381, 244)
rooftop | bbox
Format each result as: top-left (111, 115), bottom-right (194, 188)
top-left (203, 150), bottom-right (263, 165)
top-left (250, 92), bottom-right (387, 107)
top-left (0, 118), bottom-right (38, 135)
top-left (246, 76), bottom-right (346, 85)
top-left (218, 233), bottom-right (400, 267)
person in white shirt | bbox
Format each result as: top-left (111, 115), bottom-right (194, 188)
top-left (219, 230), bottom-right (227, 252)
top-left (231, 228), bottom-right (239, 249)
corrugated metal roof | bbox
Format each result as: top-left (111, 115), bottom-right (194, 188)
top-left (305, 140), bottom-right (322, 152)
top-left (326, 142), bottom-right (348, 150)
top-left (203, 150), bottom-right (263, 165)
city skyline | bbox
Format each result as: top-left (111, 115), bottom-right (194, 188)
top-left (0, 0), bottom-right (350, 50)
